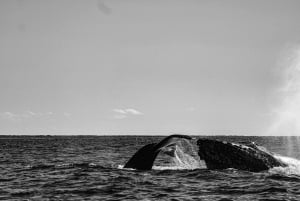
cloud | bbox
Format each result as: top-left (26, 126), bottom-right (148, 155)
top-left (0, 111), bottom-right (54, 121)
top-left (63, 112), bottom-right (72, 117)
top-left (0, 112), bottom-right (16, 120)
top-left (112, 108), bottom-right (143, 119)
top-left (113, 109), bottom-right (127, 114)
top-left (124, 109), bottom-right (143, 115)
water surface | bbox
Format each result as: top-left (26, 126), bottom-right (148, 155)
top-left (0, 135), bottom-right (299, 200)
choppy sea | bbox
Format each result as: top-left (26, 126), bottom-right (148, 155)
top-left (0, 135), bottom-right (299, 201)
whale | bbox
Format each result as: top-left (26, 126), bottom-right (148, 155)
top-left (197, 138), bottom-right (287, 172)
top-left (124, 134), bottom-right (192, 170)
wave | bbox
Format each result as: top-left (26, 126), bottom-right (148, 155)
top-left (269, 155), bottom-right (300, 175)
top-left (24, 162), bottom-right (106, 171)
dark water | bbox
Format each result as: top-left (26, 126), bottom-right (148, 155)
top-left (0, 135), bottom-right (300, 201)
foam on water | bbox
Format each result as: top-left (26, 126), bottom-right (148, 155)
top-left (270, 155), bottom-right (300, 175)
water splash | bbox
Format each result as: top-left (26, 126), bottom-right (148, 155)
top-left (172, 144), bottom-right (201, 169)
top-left (269, 47), bottom-right (300, 136)
top-left (154, 139), bottom-right (205, 170)
top-left (270, 155), bottom-right (300, 175)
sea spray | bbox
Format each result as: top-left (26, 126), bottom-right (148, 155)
top-left (270, 155), bottom-right (300, 175)
top-left (172, 140), bottom-right (205, 169)
top-left (2, 136), bottom-right (299, 200)
top-left (269, 47), bottom-right (300, 136)
top-left (153, 139), bottom-right (205, 170)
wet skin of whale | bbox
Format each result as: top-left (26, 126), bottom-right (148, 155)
top-left (197, 139), bottom-right (287, 172)
top-left (124, 134), bottom-right (192, 170)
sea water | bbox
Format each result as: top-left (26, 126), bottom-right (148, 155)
top-left (0, 135), bottom-right (299, 200)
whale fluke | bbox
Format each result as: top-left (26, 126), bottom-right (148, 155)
top-left (197, 139), bottom-right (287, 172)
top-left (124, 134), bottom-right (192, 170)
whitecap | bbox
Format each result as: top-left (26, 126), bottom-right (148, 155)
top-left (269, 155), bottom-right (300, 175)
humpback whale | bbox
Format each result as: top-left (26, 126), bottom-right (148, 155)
top-left (124, 134), bottom-right (192, 170)
top-left (197, 139), bottom-right (287, 172)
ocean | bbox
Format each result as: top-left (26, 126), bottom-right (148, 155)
top-left (0, 135), bottom-right (299, 201)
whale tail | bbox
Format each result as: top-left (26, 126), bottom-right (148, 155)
top-left (160, 143), bottom-right (177, 157)
top-left (124, 134), bottom-right (192, 170)
top-left (154, 134), bottom-right (192, 151)
top-left (197, 139), bottom-right (287, 172)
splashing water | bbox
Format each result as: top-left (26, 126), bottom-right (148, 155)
top-left (270, 155), bottom-right (300, 175)
top-left (172, 143), bottom-right (201, 169)
top-left (269, 47), bottom-right (300, 136)
top-left (153, 139), bottom-right (205, 170)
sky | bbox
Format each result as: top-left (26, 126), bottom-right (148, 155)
top-left (1, 0), bottom-right (300, 135)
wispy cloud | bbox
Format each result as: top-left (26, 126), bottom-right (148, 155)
top-left (0, 112), bottom-right (17, 120)
top-left (112, 108), bottom-right (143, 119)
top-left (0, 111), bottom-right (54, 121)
top-left (113, 109), bottom-right (127, 114)
top-left (63, 112), bottom-right (72, 118)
